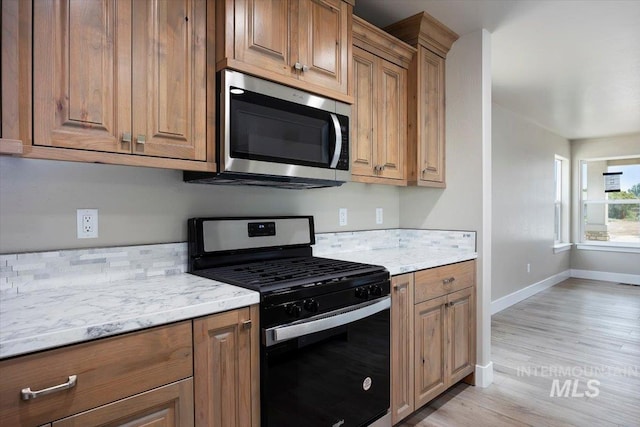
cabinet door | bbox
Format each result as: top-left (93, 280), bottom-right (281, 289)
top-left (233, 0), bottom-right (292, 77)
top-left (33, 0), bottom-right (131, 153)
top-left (414, 295), bottom-right (447, 408)
top-left (132, 0), bottom-right (206, 160)
top-left (351, 47), bottom-right (377, 177)
top-left (194, 306), bottom-right (260, 427)
top-left (447, 286), bottom-right (476, 385)
top-left (297, 0), bottom-right (349, 94)
top-left (417, 46), bottom-right (445, 185)
top-left (53, 379), bottom-right (194, 427)
top-left (391, 274), bottom-right (414, 425)
top-left (377, 60), bottom-right (406, 180)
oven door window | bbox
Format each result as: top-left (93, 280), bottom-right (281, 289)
top-left (230, 88), bottom-right (336, 168)
top-left (262, 309), bottom-right (390, 427)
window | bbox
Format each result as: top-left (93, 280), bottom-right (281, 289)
top-left (554, 156), bottom-right (570, 251)
top-left (580, 157), bottom-right (640, 249)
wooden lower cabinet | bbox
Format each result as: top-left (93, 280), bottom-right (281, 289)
top-left (53, 379), bottom-right (194, 427)
top-left (391, 274), bottom-right (415, 425)
top-left (391, 260), bottom-right (476, 425)
top-left (0, 305), bottom-right (261, 427)
top-left (193, 305), bottom-right (260, 427)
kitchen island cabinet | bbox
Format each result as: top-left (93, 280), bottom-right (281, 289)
top-left (216, 0), bottom-right (353, 103)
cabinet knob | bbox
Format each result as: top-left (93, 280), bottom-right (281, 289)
top-left (443, 277), bottom-right (455, 285)
top-left (294, 62), bottom-right (303, 71)
top-left (242, 320), bottom-right (252, 330)
top-left (121, 132), bottom-right (132, 143)
top-left (136, 135), bottom-right (146, 145)
top-left (302, 64), bottom-right (309, 72)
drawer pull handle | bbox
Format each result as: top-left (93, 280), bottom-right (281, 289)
top-left (443, 277), bottom-right (455, 285)
top-left (21, 375), bottom-right (77, 401)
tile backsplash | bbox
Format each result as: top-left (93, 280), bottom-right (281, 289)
top-left (1, 228), bottom-right (475, 294)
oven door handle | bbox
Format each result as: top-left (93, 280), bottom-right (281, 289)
top-left (329, 113), bottom-right (342, 168)
top-left (264, 296), bottom-right (390, 347)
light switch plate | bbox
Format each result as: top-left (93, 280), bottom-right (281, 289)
top-left (339, 208), bottom-right (347, 226)
top-left (375, 208), bottom-right (383, 224)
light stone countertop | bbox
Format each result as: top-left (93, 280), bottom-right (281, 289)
top-left (0, 274), bottom-right (259, 359)
top-left (1, 240), bottom-right (475, 360)
top-left (319, 246), bottom-right (477, 276)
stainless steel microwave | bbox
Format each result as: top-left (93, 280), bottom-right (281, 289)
top-left (184, 70), bottom-right (351, 189)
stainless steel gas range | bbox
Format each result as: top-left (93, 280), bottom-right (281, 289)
top-left (188, 216), bottom-right (391, 427)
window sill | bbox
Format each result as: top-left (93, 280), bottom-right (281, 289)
top-left (553, 243), bottom-right (573, 253)
top-left (576, 243), bottom-right (640, 254)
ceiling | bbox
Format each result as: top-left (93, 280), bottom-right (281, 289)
top-left (354, 0), bottom-right (640, 140)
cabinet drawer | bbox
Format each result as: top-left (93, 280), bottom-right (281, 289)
top-left (414, 260), bottom-right (475, 304)
top-left (0, 322), bottom-right (193, 427)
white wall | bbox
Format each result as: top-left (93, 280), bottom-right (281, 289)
top-left (399, 29), bottom-right (493, 386)
top-left (491, 104), bottom-right (571, 301)
top-left (570, 133), bottom-right (640, 275)
top-left (0, 156), bottom-right (400, 253)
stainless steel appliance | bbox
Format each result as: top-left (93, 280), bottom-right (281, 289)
top-left (184, 70), bottom-right (351, 189)
top-left (188, 216), bottom-right (391, 427)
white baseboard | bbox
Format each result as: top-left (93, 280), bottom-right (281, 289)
top-left (570, 269), bottom-right (640, 285)
top-left (475, 362), bottom-right (493, 388)
top-left (491, 270), bottom-right (571, 315)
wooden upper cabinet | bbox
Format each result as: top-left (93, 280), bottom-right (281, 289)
top-left (351, 16), bottom-right (414, 185)
top-left (33, 0), bottom-right (207, 161)
top-left (385, 12), bottom-right (458, 188)
top-left (218, 0), bottom-right (352, 103)
top-left (34, 0), bottom-right (131, 154)
top-left (132, 0), bottom-right (207, 160)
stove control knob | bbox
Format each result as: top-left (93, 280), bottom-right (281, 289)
top-left (304, 299), bottom-right (320, 313)
top-left (285, 304), bottom-right (302, 318)
top-left (355, 287), bottom-right (370, 299)
top-left (369, 285), bottom-right (383, 297)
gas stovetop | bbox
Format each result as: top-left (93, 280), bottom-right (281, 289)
top-left (191, 256), bottom-right (385, 293)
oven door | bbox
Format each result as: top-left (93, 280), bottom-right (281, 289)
top-left (262, 297), bottom-right (390, 427)
top-left (221, 70), bottom-right (350, 182)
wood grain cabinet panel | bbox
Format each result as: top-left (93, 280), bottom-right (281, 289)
top-left (218, 0), bottom-right (352, 103)
top-left (351, 16), bottom-right (414, 185)
top-left (392, 260), bottom-right (476, 420)
top-left (0, 322), bottom-right (193, 427)
top-left (194, 305), bottom-right (260, 427)
top-left (391, 273), bottom-right (415, 425)
top-left (414, 295), bottom-right (448, 408)
top-left (385, 12), bottom-right (458, 188)
top-left (33, 0), bottom-right (208, 162)
top-left (53, 379), bottom-right (194, 427)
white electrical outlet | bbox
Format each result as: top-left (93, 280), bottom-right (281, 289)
top-left (77, 209), bottom-right (98, 239)
top-left (339, 208), bottom-right (348, 226)
top-left (376, 208), bottom-right (383, 225)
top-left (527, 263), bottom-right (531, 273)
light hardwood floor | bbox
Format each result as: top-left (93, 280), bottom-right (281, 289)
top-left (399, 278), bottom-right (640, 427)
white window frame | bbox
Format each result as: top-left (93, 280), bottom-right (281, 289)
top-left (553, 155), bottom-right (571, 253)
top-left (578, 157), bottom-right (640, 253)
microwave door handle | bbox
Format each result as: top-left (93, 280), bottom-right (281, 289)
top-left (265, 296), bottom-right (390, 346)
top-left (329, 113), bottom-right (342, 168)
